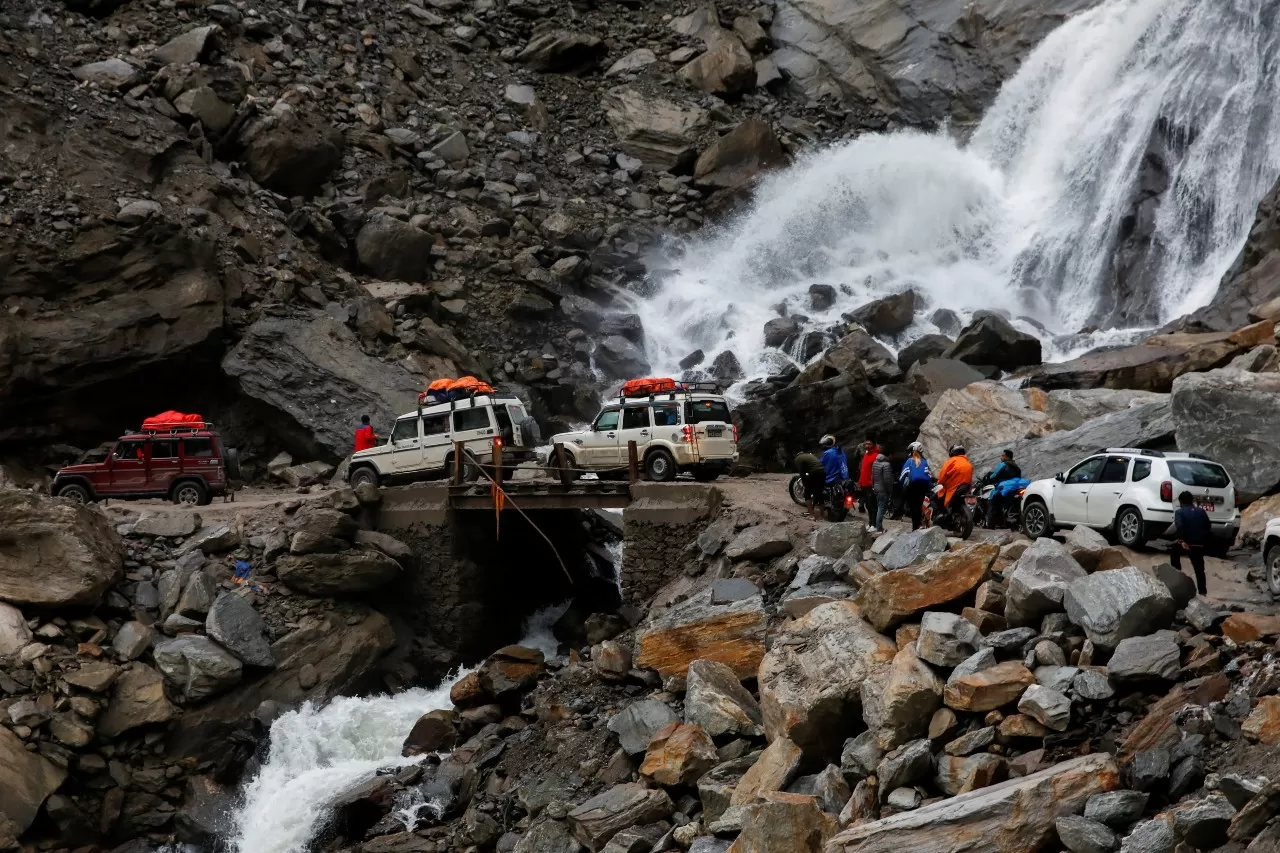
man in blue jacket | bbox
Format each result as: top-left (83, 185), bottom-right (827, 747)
top-left (820, 434), bottom-right (848, 485)
top-left (1172, 491), bottom-right (1211, 595)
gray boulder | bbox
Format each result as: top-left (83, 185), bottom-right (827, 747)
top-left (880, 527), bottom-right (948, 570)
top-left (1017, 684), bottom-right (1071, 732)
top-left (1064, 566), bottom-right (1175, 649)
top-left (790, 555), bottom-right (839, 589)
top-left (1170, 793), bottom-right (1235, 850)
top-left (134, 512), bottom-right (201, 538)
top-left (812, 521), bottom-right (867, 559)
top-left (1071, 669), bottom-right (1115, 701)
top-left (947, 648), bottom-right (997, 685)
top-left (897, 334), bottom-right (954, 373)
top-left (1108, 633), bottom-right (1180, 682)
top-left (73, 58), bottom-right (142, 88)
top-left (275, 550), bottom-right (401, 596)
top-left (684, 660), bottom-right (763, 738)
top-left (593, 335), bottom-right (651, 381)
top-left (153, 636), bottom-right (243, 703)
top-left (1084, 791), bottom-right (1148, 829)
top-left (944, 314), bottom-right (1042, 372)
top-left (916, 612), bottom-right (983, 667)
top-left (876, 739), bottom-right (933, 795)
top-left (154, 25), bottom-right (219, 64)
top-left (848, 290), bottom-right (917, 337)
top-left (608, 699), bottom-right (679, 755)
top-left (1055, 815), bottom-right (1119, 853)
top-left (356, 218), bottom-right (434, 282)
top-left (1004, 539), bottom-right (1087, 626)
top-left (1119, 817), bottom-right (1175, 853)
top-left (724, 525), bottom-right (792, 561)
top-left (1171, 369), bottom-right (1280, 500)
top-left (205, 593), bottom-right (274, 668)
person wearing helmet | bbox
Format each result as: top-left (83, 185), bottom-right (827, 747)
top-left (900, 441), bottom-right (932, 530)
top-left (820, 434), bottom-right (848, 487)
top-left (937, 444), bottom-right (975, 519)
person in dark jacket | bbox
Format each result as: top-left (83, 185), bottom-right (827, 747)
top-left (1172, 490), bottom-right (1211, 595)
top-left (986, 449), bottom-right (1022, 528)
top-left (869, 448), bottom-right (894, 533)
top-left (794, 450), bottom-right (826, 520)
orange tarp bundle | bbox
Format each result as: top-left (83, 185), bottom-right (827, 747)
top-left (142, 411), bottom-right (206, 429)
top-left (621, 377), bottom-right (677, 396)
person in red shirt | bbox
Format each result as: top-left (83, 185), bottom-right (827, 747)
top-left (858, 439), bottom-right (880, 525)
top-left (354, 415), bottom-right (378, 453)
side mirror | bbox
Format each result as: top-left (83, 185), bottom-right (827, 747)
top-left (1054, 472), bottom-right (1065, 482)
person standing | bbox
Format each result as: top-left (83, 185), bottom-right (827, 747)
top-left (354, 415), bottom-right (378, 453)
top-left (900, 442), bottom-right (932, 530)
top-left (1171, 490), bottom-right (1211, 595)
top-left (870, 446), bottom-right (894, 533)
top-left (794, 449), bottom-right (827, 520)
top-left (820, 434), bottom-right (849, 487)
top-left (858, 439), bottom-right (880, 525)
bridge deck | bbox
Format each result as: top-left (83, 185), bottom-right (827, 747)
top-left (448, 478), bottom-right (632, 510)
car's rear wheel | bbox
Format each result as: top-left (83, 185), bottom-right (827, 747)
top-left (56, 483), bottom-right (92, 504)
top-left (349, 466), bottom-right (380, 489)
top-left (1115, 506), bottom-right (1147, 548)
top-left (645, 449), bottom-right (677, 482)
top-left (1266, 542), bottom-right (1280, 597)
top-left (172, 480), bottom-right (210, 507)
top-left (1023, 499), bottom-right (1050, 539)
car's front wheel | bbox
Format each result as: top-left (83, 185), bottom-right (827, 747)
top-left (1115, 506), bottom-right (1147, 548)
top-left (1266, 541), bottom-right (1280, 597)
top-left (349, 466), bottom-right (380, 489)
top-left (1023, 499), bottom-right (1050, 539)
top-left (56, 483), bottom-right (92, 504)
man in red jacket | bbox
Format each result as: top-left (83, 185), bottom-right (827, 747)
top-left (354, 415), bottom-right (378, 453)
top-left (859, 439), bottom-right (880, 525)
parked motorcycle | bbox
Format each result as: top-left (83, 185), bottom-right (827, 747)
top-left (788, 473), bottom-right (806, 506)
top-left (787, 475), bottom-right (853, 521)
top-left (974, 477), bottom-right (1030, 530)
top-left (923, 483), bottom-right (974, 539)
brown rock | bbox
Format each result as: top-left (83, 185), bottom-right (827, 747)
top-left (1119, 674), bottom-right (1229, 764)
top-left (685, 658), bottom-right (764, 737)
top-left (974, 581), bottom-right (1006, 615)
top-left (758, 602), bottom-right (896, 757)
top-left (1222, 613), bottom-right (1280, 644)
top-left (727, 793), bottom-right (838, 853)
top-left (477, 645), bottom-right (545, 699)
top-left (640, 722), bottom-right (719, 787)
top-left (731, 738), bottom-right (803, 806)
top-left (0, 725), bottom-right (66, 835)
top-left (636, 593), bottom-right (766, 679)
top-left (450, 671), bottom-right (486, 707)
top-left (942, 662), bottom-right (1035, 713)
top-left (962, 608), bottom-right (1007, 635)
top-left (997, 714), bottom-right (1047, 740)
top-left (402, 709), bottom-right (458, 756)
top-left (934, 754), bottom-right (1007, 796)
top-left (97, 663), bottom-right (179, 737)
top-left (927, 708), bottom-right (959, 743)
top-left (1242, 696), bottom-right (1280, 745)
top-left (693, 118), bottom-right (787, 191)
top-left (0, 490), bottom-right (124, 607)
top-left (895, 624), bottom-right (921, 650)
top-left (855, 543), bottom-right (997, 632)
top-left (861, 645), bottom-right (943, 749)
top-left (1229, 781), bottom-right (1280, 842)
top-left (678, 33), bottom-right (755, 95)
top-left (827, 753), bottom-right (1120, 853)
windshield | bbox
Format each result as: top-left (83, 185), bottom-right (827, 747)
top-left (685, 399), bottom-right (732, 424)
top-left (1168, 460), bottom-right (1230, 489)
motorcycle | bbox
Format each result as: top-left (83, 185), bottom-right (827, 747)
top-left (923, 483), bottom-right (974, 539)
top-left (788, 473), bottom-right (806, 506)
top-left (787, 475), bottom-right (853, 521)
top-left (974, 477), bottom-right (1030, 530)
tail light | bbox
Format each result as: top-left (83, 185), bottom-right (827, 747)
top-left (493, 437), bottom-right (503, 449)
top-left (682, 425), bottom-right (694, 443)
top-left (1016, 489), bottom-right (1025, 498)
top-left (844, 494), bottom-right (854, 508)
top-left (732, 425), bottom-right (739, 442)
top-left (1159, 481), bottom-right (1172, 503)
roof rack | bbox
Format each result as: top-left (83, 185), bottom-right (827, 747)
top-left (1103, 447), bottom-right (1164, 457)
top-left (416, 389), bottom-right (518, 416)
top-left (137, 421), bottom-right (211, 434)
top-left (616, 380), bottom-right (724, 404)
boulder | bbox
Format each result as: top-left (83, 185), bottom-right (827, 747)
top-left (176, 570), bottom-right (216, 617)
top-left (860, 645), bottom-right (942, 748)
top-left (848, 291), bottom-right (917, 337)
top-left (98, 663), bottom-right (180, 737)
top-left (517, 30), bottom-right (607, 73)
top-left (878, 527), bottom-right (949, 571)
top-left (757, 601), bottom-right (897, 758)
top-left (1241, 696), bottom-right (1280, 745)
top-left (567, 784), bottom-right (673, 852)
top-left (1172, 794), bottom-right (1236, 850)
top-left (732, 738), bottom-right (803, 806)
top-left (476, 646), bottom-right (545, 699)
top-left (0, 725), bottom-right (67, 835)
top-left (640, 722), bottom-right (719, 787)
top-left (934, 754), bottom-right (1007, 797)
top-left (602, 87), bottom-right (708, 172)
top-left (725, 525), bottom-right (793, 561)
top-left (856, 542), bottom-right (995, 631)
top-left (239, 109), bottom-right (344, 198)
top-left (1119, 818), bottom-right (1175, 853)
top-left (678, 33), bottom-right (755, 95)
top-left (685, 659), bottom-right (764, 738)
top-left (134, 512), bottom-right (200, 538)
top-left (1054, 816), bottom-right (1120, 853)
top-left (153, 24), bottom-right (218, 64)
top-left (275, 549), bottom-right (401, 596)
top-left (64, 661), bottom-right (121, 693)
top-left (153, 636), bottom-right (243, 703)
top-left (356, 218), bottom-right (434, 282)
top-left (699, 754), bottom-right (759, 822)
top-left (0, 490), bottom-right (123, 607)
top-left (905, 358), bottom-right (987, 402)
top-left (828, 754), bottom-right (1119, 853)
top-left (0, 602), bottom-right (32, 655)
top-left (607, 699), bottom-right (680, 756)
top-left (1017, 684), bottom-right (1071, 732)
top-left (180, 524), bottom-right (241, 554)
top-left (942, 661), bottom-right (1036, 712)
top-left (514, 820), bottom-right (583, 853)
top-left (222, 308), bottom-right (424, 462)
top-left (174, 86), bottom-right (236, 132)
top-left (1107, 632), bottom-right (1181, 682)
top-left (877, 739), bottom-right (934, 793)
top-left (1045, 388), bottom-right (1168, 430)
top-left (73, 57), bottom-right (142, 88)
top-left (944, 315), bottom-right (1042, 372)
top-left (898, 335), bottom-right (955, 373)
top-left (1084, 791), bottom-right (1149, 829)
top-left (915, 611), bottom-right (984, 667)
top-left (1004, 539), bottom-right (1087, 626)
top-left (112, 621), bottom-right (154, 661)
top-left (635, 592), bottom-right (766, 680)
top-left (205, 593), bottom-right (274, 668)
top-left (606, 47), bottom-right (658, 76)
top-left (797, 328), bottom-right (901, 387)
top-left (402, 709), bottom-right (458, 756)
top-left (726, 795), bottom-right (838, 853)
top-left (1221, 613), bottom-right (1280, 644)
top-left (1064, 567), bottom-right (1175, 649)
top-left (917, 382), bottom-right (1050, 467)
top-left (693, 118), bottom-right (787, 191)
top-left (1171, 368), bottom-right (1280, 499)
top-left (593, 335), bottom-right (652, 380)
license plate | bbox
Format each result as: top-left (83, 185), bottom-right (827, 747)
top-left (964, 496), bottom-right (978, 505)
top-left (705, 426), bottom-right (724, 436)
top-left (1196, 502), bottom-right (1215, 512)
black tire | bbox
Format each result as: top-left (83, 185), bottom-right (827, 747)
top-left (172, 480), bottom-right (210, 507)
top-left (692, 468), bottom-right (720, 482)
top-left (1266, 541), bottom-right (1280, 597)
top-left (789, 475), bottom-right (806, 506)
top-left (349, 465), bottom-right (380, 488)
top-left (958, 513), bottom-right (974, 540)
top-left (827, 503), bottom-right (850, 523)
top-left (645, 449), bottom-right (677, 482)
top-left (1023, 499), bottom-right (1051, 539)
top-left (1114, 506), bottom-right (1147, 548)
top-left (56, 483), bottom-right (92, 504)
top-left (446, 453), bottom-right (482, 483)
top-left (223, 447), bottom-right (242, 481)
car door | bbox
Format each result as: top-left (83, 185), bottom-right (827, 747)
top-left (1055, 456), bottom-right (1104, 524)
top-left (148, 438), bottom-right (181, 495)
top-left (108, 440), bottom-right (148, 494)
top-left (417, 413), bottom-right (452, 472)
top-left (617, 405), bottom-right (653, 461)
top-left (1087, 455), bottom-right (1132, 526)
top-left (579, 409), bottom-right (621, 467)
top-left (452, 405), bottom-right (496, 464)
top-left (182, 436), bottom-right (222, 486)
top-left (385, 417), bottom-right (424, 474)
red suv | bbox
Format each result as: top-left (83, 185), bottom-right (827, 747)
top-left (52, 421), bottom-right (240, 506)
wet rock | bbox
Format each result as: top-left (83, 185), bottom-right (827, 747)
top-left (568, 784), bottom-right (673, 851)
top-left (601, 87), bottom-right (708, 172)
top-left (686, 659), bottom-right (764, 737)
top-left (403, 709), bottom-right (458, 756)
top-left (357, 217), bottom-right (435, 282)
top-left (906, 359), bottom-right (988, 403)
top-left (98, 663), bottom-right (180, 736)
top-left (1172, 793), bottom-right (1235, 850)
top-left (848, 291), bottom-right (917, 337)
top-left (1108, 632), bottom-right (1181, 682)
top-left (861, 645), bottom-right (943, 748)
top-left (275, 549), bottom-right (401, 595)
top-left (1017, 684), bottom-right (1071, 731)
top-left (640, 722), bottom-right (718, 786)
top-left (943, 661), bottom-right (1036, 712)
top-left (0, 725), bottom-right (67, 835)
top-left (856, 542), bottom-right (995, 632)
top-left (635, 592), bottom-right (766, 679)
top-left (206, 593), bottom-right (274, 668)
top-left (1055, 816), bottom-right (1120, 853)
top-left (758, 602), bottom-right (897, 757)
top-left (154, 635), bottom-right (243, 702)
top-left (897, 334), bottom-right (955, 373)
top-left (878, 527), bottom-right (948, 570)
top-left (594, 335), bottom-right (652, 380)
top-left (1004, 538), bottom-right (1088, 626)
top-left (518, 30), bottom-right (607, 73)
top-left (934, 753), bottom-right (1006, 796)
top-left (944, 314), bottom-right (1042, 372)
top-left (915, 611), bottom-right (985, 667)
top-left (693, 118), bottom-right (787, 191)
top-left (732, 738), bottom-right (803, 805)
top-left (0, 490), bottom-right (124, 606)
top-left (1086, 791), bottom-right (1149, 829)
top-left (1065, 567), bottom-right (1175, 649)
top-left (608, 699), bottom-right (680, 755)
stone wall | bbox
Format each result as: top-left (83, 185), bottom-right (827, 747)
top-left (621, 483), bottom-right (723, 605)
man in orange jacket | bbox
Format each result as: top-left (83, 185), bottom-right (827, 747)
top-left (937, 445), bottom-right (975, 510)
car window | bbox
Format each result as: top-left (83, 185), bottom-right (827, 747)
top-left (621, 407), bottom-right (651, 430)
top-left (391, 419), bottom-right (419, 442)
top-left (1132, 459), bottom-right (1152, 482)
top-left (1098, 456), bottom-right (1130, 484)
top-left (183, 438), bottom-right (214, 458)
top-left (685, 399), bottom-right (731, 424)
top-left (595, 410), bottom-right (619, 431)
top-left (115, 441), bottom-right (146, 461)
top-left (1168, 460), bottom-right (1230, 488)
top-left (494, 406), bottom-right (513, 432)
top-left (1066, 457), bottom-right (1105, 484)
top-left (423, 414), bottom-right (449, 437)
top-left (652, 404), bottom-right (680, 426)
top-left (453, 408), bottom-right (490, 433)
top-left (151, 440), bottom-right (178, 459)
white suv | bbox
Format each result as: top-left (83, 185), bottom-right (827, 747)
top-left (347, 393), bottom-right (540, 487)
top-left (1021, 448), bottom-right (1240, 548)
top-left (551, 385), bottom-right (739, 482)
top-left (1263, 518), bottom-right (1280, 596)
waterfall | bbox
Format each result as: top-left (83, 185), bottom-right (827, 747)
top-left (630, 0), bottom-right (1280, 381)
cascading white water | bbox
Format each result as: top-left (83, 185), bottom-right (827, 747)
top-left (631, 0), bottom-right (1280, 380)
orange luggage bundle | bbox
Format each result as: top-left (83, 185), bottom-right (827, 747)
top-left (142, 411), bottom-right (207, 430)
top-left (419, 376), bottom-right (496, 404)
top-left (621, 377), bottom-right (678, 397)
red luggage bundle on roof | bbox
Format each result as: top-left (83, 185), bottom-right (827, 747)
top-left (621, 377), bottom-right (678, 397)
top-left (418, 376), bottom-right (497, 405)
top-left (142, 411), bottom-right (207, 430)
